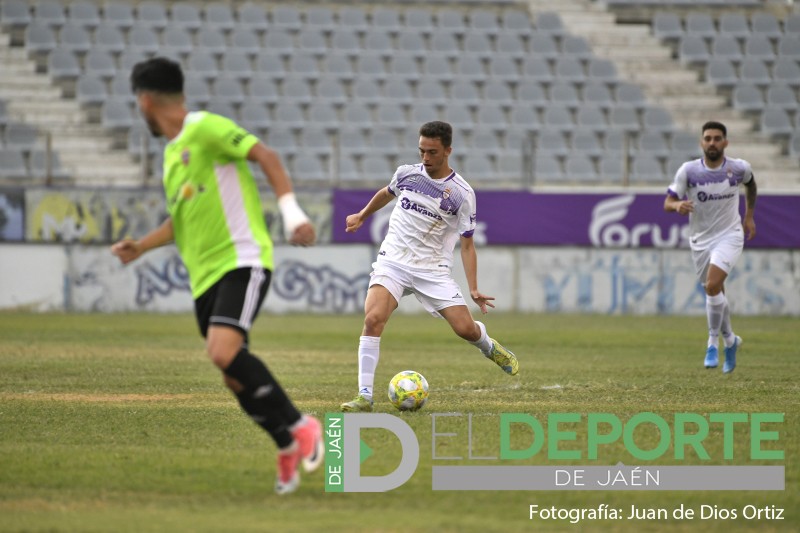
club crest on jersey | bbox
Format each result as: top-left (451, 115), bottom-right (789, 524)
top-left (442, 187), bottom-right (451, 199)
top-left (181, 149), bottom-right (190, 166)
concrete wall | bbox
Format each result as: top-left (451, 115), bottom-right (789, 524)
top-left (2, 244), bottom-right (798, 316)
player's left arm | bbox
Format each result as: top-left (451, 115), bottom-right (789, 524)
top-left (743, 174), bottom-right (757, 240)
top-left (460, 235), bottom-right (495, 314)
top-left (247, 141), bottom-right (315, 246)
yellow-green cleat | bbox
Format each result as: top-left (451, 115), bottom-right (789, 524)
top-left (340, 394), bottom-right (374, 412)
top-left (486, 338), bottom-right (519, 375)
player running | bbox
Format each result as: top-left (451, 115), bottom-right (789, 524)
top-left (664, 121), bottom-right (757, 373)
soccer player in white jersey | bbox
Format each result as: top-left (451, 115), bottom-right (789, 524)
top-left (340, 121), bottom-right (519, 412)
top-left (664, 121), bottom-right (757, 373)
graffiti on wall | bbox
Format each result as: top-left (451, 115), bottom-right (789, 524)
top-left (272, 260), bottom-right (369, 313)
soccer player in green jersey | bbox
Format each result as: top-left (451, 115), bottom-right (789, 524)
top-left (111, 57), bottom-right (321, 495)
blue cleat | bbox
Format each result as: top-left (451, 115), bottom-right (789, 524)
top-left (723, 336), bottom-right (742, 374)
top-left (704, 345), bottom-right (719, 369)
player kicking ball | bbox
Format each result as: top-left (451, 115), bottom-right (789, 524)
top-left (340, 121), bottom-right (519, 413)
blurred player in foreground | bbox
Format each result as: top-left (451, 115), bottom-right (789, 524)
top-left (111, 57), bottom-right (321, 494)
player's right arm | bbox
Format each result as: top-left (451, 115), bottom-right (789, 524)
top-left (664, 163), bottom-right (693, 215)
top-left (345, 187), bottom-right (394, 233)
top-left (110, 217), bottom-right (174, 265)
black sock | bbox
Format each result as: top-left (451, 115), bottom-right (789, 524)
top-left (225, 349), bottom-right (302, 448)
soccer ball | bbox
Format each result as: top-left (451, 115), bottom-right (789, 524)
top-left (388, 370), bottom-right (429, 412)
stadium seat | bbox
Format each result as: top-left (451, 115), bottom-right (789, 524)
top-left (103, 1), bottom-right (134, 30)
top-left (68, 1), bottom-right (100, 30)
top-left (136, 1), bottom-right (168, 31)
top-left (502, 9), bottom-right (533, 37)
top-left (542, 105), bottom-right (574, 131)
top-left (256, 53), bottom-right (286, 81)
top-left (609, 107), bottom-right (640, 132)
top-left (272, 103), bottom-right (305, 130)
top-left (529, 34), bottom-right (559, 61)
top-left (777, 36), bottom-right (800, 60)
top-left (462, 154), bottom-right (496, 181)
top-left (705, 58), bottom-right (738, 88)
top-left (575, 105), bottom-right (608, 133)
top-left (685, 13), bottom-right (716, 39)
top-left (1, 0), bottom-right (31, 30)
top-left (373, 7), bottom-right (402, 35)
top-left (6, 122), bottom-right (39, 149)
top-left (535, 12), bottom-right (566, 38)
top-left (744, 34), bottom-right (776, 63)
top-left (187, 51), bottom-right (219, 81)
top-left (630, 155), bottom-right (666, 183)
top-left (508, 103), bottom-right (541, 133)
top-left (429, 32), bottom-right (461, 59)
top-left (271, 5), bottom-right (302, 33)
top-left (315, 76), bottom-right (347, 106)
top-left (299, 126), bottom-right (333, 156)
top-left (555, 57), bottom-right (586, 84)
top-left (718, 13), bottom-right (750, 40)
top-left (267, 130), bottom-right (298, 158)
top-left (162, 27), bottom-right (193, 56)
top-left (388, 55), bottom-right (420, 81)
top-left (571, 130), bottom-right (603, 157)
top-left (751, 13), bottom-right (781, 40)
top-left (48, 49), bottom-right (81, 81)
top-left (108, 71), bottom-right (135, 104)
top-left (599, 155), bottom-right (625, 183)
top-left (483, 80), bottom-right (515, 106)
top-left (212, 75), bottom-right (245, 106)
top-left (34, 0), bottom-right (66, 29)
top-left (476, 104), bottom-right (508, 133)
top-left (517, 83), bottom-right (548, 109)
top-left (341, 102), bottom-right (374, 130)
top-left (566, 155), bottom-right (599, 182)
top-left (533, 153), bottom-right (564, 181)
top-left (383, 80), bottom-right (413, 106)
top-left (76, 75), bottom-right (108, 107)
top-left (170, 2), bottom-right (201, 32)
top-left (292, 156), bottom-right (327, 182)
top-left (731, 84), bottom-right (765, 112)
top-left (438, 11), bottom-right (467, 36)
top-left (739, 58), bottom-right (772, 87)
top-left (306, 6), bottom-right (335, 33)
top-left (562, 36), bottom-right (593, 61)
top-left (297, 28), bottom-right (328, 57)
top-left (281, 75), bottom-right (313, 105)
top-left (469, 9), bottom-right (500, 38)
top-left (93, 23), bottom-right (126, 54)
top-left (0, 149), bottom-right (29, 179)
top-left (101, 98), bottom-right (134, 130)
top-left (205, 97), bottom-right (236, 120)
top-left (238, 99), bottom-right (271, 134)
top-left (421, 55), bottom-right (455, 83)
top-left (773, 57), bottom-right (800, 88)
top-left (765, 84), bottom-right (797, 111)
top-left (204, 3), bottom-right (236, 33)
top-left (670, 131), bottom-right (702, 159)
top-left (615, 82), bottom-right (647, 110)
top-left (536, 129), bottom-right (569, 157)
top-left (25, 21), bottom-right (57, 55)
top-left (679, 35), bottom-right (710, 67)
top-left (549, 82), bottom-right (581, 110)
top-left (636, 131), bottom-right (670, 157)
top-left (330, 30), bottom-right (360, 58)
top-left (376, 103), bottom-right (407, 131)
top-left (362, 155), bottom-right (393, 180)
top-left (642, 107), bottom-right (674, 133)
top-left (582, 81), bottom-right (614, 110)
top-left (323, 51), bottom-right (356, 82)
top-left (760, 107), bottom-right (794, 137)
top-left (652, 12), bottom-right (683, 42)
top-left (441, 103), bottom-right (475, 133)
top-left (464, 33), bottom-right (494, 60)
top-left (128, 24), bottom-right (160, 54)
top-left (246, 76), bottom-right (279, 105)
top-left (496, 34), bottom-right (527, 60)
top-left (454, 56), bottom-right (486, 83)
top-left (195, 26), bottom-right (227, 57)
top-left (363, 30), bottom-right (394, 59)
top-left (338, 6), bottom-right (368, 35)
top-left (184, 75), bottom-right (211, 107)
top-left (416, 79), bottom-right (448, 106)
top-left (711, 35), bottom-right (744, 63)
top-left (263, 29), bottom-right (295, 59)
top-left (221, 51), bottom-right (254, 82)
top-left (587, 58), bottom-right (619, 86)
top-left (84, 49), bottom-right (117, 79)
top-left (236, 2), bottom-right (269, 34)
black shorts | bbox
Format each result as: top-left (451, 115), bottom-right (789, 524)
top-left (194, 267), bottom-right (272, 341)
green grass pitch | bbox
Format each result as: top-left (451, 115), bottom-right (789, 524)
top-left (0, 312), bottom-right (797, 532)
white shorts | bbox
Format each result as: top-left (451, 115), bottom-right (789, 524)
top-left (691, 229), bottom-right (744, 284)
top-left (368, 260), bottom-right (467, 317)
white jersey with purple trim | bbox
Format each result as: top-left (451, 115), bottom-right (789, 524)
top-left (668, 157), bottom-right (753, 250)
top-left (378, 163), bottom-right (477, 271)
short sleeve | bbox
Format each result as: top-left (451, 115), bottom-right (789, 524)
top-left (387, 165), bottom-right (406, 196)
top-left (198, 112), bottom-right (259, 161)
top-left (458, 189), bottom-right (477, 238)
top-left (668, 163), bottom-right (688, 199)
top-left (742, 161), bottom-right (754, 184)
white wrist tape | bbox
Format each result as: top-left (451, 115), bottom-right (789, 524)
top-left (278, 192), bottom-right (310, 239)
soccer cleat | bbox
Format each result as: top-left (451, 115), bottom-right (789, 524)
top-left (340, 394), bottom-right (374, 412)
top-left (292, 415), bottom-right (324, 473)
top-left (704, 345), bottom-right (719, 369)
top-left (274, 443), bottom-right (301, 495)
top-left (486, 338), bottom-right (519, 376)
top-left (723, 336), bottom-right (742, 374)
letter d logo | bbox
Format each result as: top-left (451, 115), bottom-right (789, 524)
top-left (326, 413), bottom-right (419, 492)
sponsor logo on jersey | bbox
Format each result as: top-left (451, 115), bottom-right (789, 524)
top-left (697, 191), bottom-right (735, 202)
top-left (400, 197), bottom-right (443, 221)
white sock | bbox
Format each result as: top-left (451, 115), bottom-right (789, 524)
top-left (470, 321), bottom-right (494, 356)
top-left (706, 293), bottom-right (726, 348)
top-left (358, 336), bottom-right (380, 399)
top-left (719, 297), bottom-right (736, 348)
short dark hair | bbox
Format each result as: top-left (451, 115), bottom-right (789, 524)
top-left (701, 121), bottom-right (727, 138)
top-left (130, 57), bottom-right (184, 94)
top-left (419, 121), bottom-right (453, 148)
